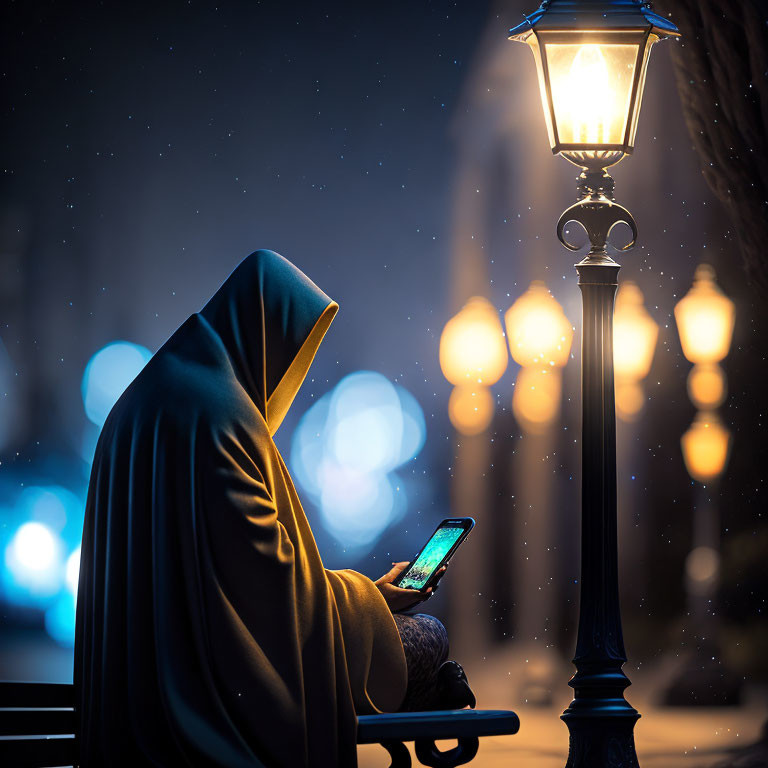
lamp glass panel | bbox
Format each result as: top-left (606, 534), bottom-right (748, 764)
top-left (626, 34), bottom-right (657, 146)
top-left (528, 35), bottom-right (557, 149)
top-left (544, 41), bottom-right (639, 146)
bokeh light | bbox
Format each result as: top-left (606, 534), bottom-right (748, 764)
top-left (82, 341), bottom-right (152, 426)
top-left (329, 372), bottom-right (404, 474)
top-left (45, 592), bottom-right (77, 647)
top-left (685, 545), bottom-right (720, 591)
top-left (448, 385), bottom-right (494, 436)
top-left (681, 412), bottom-right (731, 483)
top-left (439, 297), bottom-right (508, 386)
top-left (674, 264), bottom-right (735, 365)
top-left (290, 372), bottom-right (425, 550)
top-left (18, 485), bottom-right (80, 533)
top-left (687, 363), bottom-right (727, 411)
top-left (614, 281), bottom-right (658, 381)
top-left (615, 380), bottom-right (644, 421)
top-left (505, 281), bottom-right (572, 368)
top-left (512, 366), bottom-right (562, 434)
top-left (4, 522), bottom-right (63, 598)
top-left (66, 546), bottom-right (81, 596)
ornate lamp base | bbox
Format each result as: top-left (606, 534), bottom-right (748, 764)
top-left (562, 711), bottom-right (640, 768)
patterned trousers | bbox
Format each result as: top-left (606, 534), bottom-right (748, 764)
top-left (394, 613), bottom-right (450, 711)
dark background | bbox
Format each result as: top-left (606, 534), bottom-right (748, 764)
top-left (1, 0), bottom-right (765, 698)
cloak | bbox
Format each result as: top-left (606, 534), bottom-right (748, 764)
top-left (74, 250), bottom-right (407, 767)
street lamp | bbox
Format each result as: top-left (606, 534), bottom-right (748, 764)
top-left (613, 281), bottom-right (658, 421)
top-left (675, 263), bottom-right (735, 479)
top-left (505, 281), bottom-right (573, 369)
top-left (666, 264), bottom-right (738, 706)
top-left (674, 264), bottom-right (735, 365)
top-left (675, 263), bottom-right (735, 411)
top-left (440, 296), bottom-right (508, 435)
top-left (505, 281), bottom-right (573, 434)
top-left (509, 2), bottom-right (679, 766)
top-left (440, 297), bottom-right (508, 387)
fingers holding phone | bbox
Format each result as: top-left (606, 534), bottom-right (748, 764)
top-left (375, 562), bottom-right (432, 613)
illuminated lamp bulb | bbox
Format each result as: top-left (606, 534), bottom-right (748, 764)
top-left (439, 297), bottom-right (508, 386)
top-left (565, 45), bottom-right (612, 145)
top-left (512, 366), bottom-right (562, 435)
top-left (681, 411), bottom-right (731, 483)
top-left (505, 281), bottom-right (573, 368)
top-left (687, 363), bottom-right (727, 411)
top-left (448, 385), bottom-right (494, 436)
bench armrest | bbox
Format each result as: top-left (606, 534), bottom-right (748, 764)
top-left (357, 709), bottom-right (520, 768)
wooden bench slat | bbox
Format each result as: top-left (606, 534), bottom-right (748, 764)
top-left (357, 709), bottom-right (520, 743)
top-left (0, 683), bottom-right (74, 708)
top-left (0, 709), bottom-right (76, 736)
top-left (0, 735), bottom-right (76, 767)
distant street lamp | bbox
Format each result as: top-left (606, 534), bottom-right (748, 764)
top-left (613, 281), bottom-right (658, 421)
top-left (664, 264), bottom-right (739, 706)
top-left (505, 281), bottom-right (573, 704)
top-left (675, 263), bottom-right (735, 413)
top-left (505, 281), bottom-right (573, 368)
top-left (440, 296), bottom-right (507, 435)
top-left (675, 263), bottom-right (735, 482)
top-left (509, 2), bottom-right (679, 765)
top-left (674, 264), bottom-right (735, 365)
top-left (505, 281), bottom-right (572, 433)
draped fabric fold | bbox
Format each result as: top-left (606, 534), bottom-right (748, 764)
top-left (75, 250), bottom-right (407, 767)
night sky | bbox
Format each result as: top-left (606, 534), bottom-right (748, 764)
top-left (1, 0), bottom-right (765, 684)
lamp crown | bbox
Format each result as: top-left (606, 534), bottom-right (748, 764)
top-left (509, 0), bottom-right (680, 40)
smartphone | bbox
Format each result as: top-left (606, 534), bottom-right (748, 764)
top-left (392, 518), bottom-right (475, 592)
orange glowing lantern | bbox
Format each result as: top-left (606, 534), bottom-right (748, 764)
top-left (504, 281), bottom-right (573, 368)
top-left (440, 297), bottom-right (508, 387)
top-left (680, 412), bottom-right (731, 484)
top-left (674, 264), bottom-right (735, 365)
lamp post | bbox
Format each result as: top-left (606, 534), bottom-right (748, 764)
top-left (509, 2), bottom-right (679, 765)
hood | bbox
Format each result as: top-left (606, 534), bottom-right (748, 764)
top-left (201, 249), bottom-right (338, 435)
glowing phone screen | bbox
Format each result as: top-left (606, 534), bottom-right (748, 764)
top-left (398, 526), bottom-right (465, 590)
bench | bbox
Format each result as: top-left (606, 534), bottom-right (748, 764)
top-left (0, 681), bottom-right (519, 767)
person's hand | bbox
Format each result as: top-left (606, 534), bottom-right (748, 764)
top-left (374, 562), bottom-right (446, 614)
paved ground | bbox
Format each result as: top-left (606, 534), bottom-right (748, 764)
top-left (358, 648), bottom-right (768, 768)
top-left (358, 705), bottom-right (766, 767)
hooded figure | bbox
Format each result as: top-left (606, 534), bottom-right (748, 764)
top-left (75, 250), bottom-right (407, 767)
